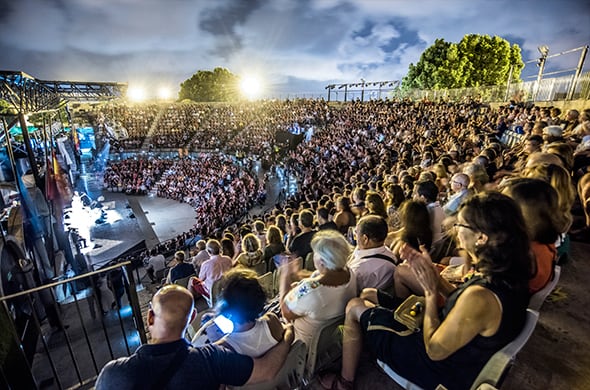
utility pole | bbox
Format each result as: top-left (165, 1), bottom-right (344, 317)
top-left (534, 45), bottom-right (549, 101)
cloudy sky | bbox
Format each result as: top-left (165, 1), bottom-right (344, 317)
top-left (0, 0), bottom-right (588, 99)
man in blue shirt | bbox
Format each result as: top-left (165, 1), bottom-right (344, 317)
top-left (96, 285), bottom-right (294, 389)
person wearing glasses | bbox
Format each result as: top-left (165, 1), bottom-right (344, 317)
top-left (321, 192), bottom-right (531, 390)
top-left (442, 173), bottom-right (470, 216)
top-left (96, 284), bottom-right (294, 389)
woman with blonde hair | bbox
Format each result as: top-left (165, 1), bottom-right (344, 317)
top-left (280, 230), bottom-right (357, 346)
top-left (235, 233), bottom-right (264, 269)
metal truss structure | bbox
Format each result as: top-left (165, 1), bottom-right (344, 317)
top-left (0, 70), bottom-right (127, 114)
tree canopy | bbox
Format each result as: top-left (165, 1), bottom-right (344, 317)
top-left (402, 34), bottom-right (524, 90)
top-left (178, 67), bottom-right (240, 102)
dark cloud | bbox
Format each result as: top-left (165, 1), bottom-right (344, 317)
top-left (199, 0), bottom-right (265, 56)
top-left (0, 0), bottom-right (15, 24)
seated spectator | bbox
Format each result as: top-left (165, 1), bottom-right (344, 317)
top-left (235, 233), bottom-right (265, 270)
top-left (317, 206), bottom-right (338, 231)
top-left (192, 240), bottom-right (232, 299)
top-left (215, 269), bottom-right (284, 357)
top-left (442, 173), bottom-right (470, 216)
top-left (288, 209), bottom-right (316, 261)
top-left (348, 215), bottom-right (396, 293)
top-left (502, 178), bottom-right (560, 293)
top-left (166, 251), bottom-right (194, 284)
top-left (280, 230), bottom-right (357, 346)
top-left (334, 196), bottom-right (356, 235)
top-left (145, 249), bottom-right (166, 284)
top-left (95, 285), bottom-right (294, 389)
top-left (384, 184), bottom-right (405, 230)
top-left (221, 236), bottom-right (236, 260)
top-left (321, 192), bottom-right (532, 390)
top-left (190, 240), bottom-right (210, 272)
top-left (413, 180), bottom-right (445, 243)
top-left (387, 200), bottom-right (433, 259)
top-left (253, 220), bottom-right (267, 249)
top-left (365, 191), bottom-right (388, 220)
top-left (570, 173), bottom-right (590, 242)
top-left (263, 226), bottom-right (286, 272)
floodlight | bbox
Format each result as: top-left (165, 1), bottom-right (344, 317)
top-left (538, 45), bottom-right (549, 57)
top-left (240, 76), bottom-right (262, 100)
top-left (127, 86), bottom-right (146, 102)
top-left (158, 87), bottom-right (172, 100)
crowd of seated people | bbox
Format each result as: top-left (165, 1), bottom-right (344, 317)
top-left (89, 100), bottom-right (327, 159)
top-left (96, 97), bottom-right (589, 389)
top-left (103, 157), bottom-right (175, 194)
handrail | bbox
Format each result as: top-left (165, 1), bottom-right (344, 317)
top-left (0, 261), bottom-right (131, 302)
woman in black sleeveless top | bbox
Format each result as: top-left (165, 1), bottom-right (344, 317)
top-left (321, 192), bottom-right (532, 390)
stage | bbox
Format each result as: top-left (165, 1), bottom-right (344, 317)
top-left (67, 191), bottom-right (197, 267)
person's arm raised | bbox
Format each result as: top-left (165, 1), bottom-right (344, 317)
top-left (245, 323), bottom-right (295, 384)
top-left (402, 244), bottom-right (501, 361)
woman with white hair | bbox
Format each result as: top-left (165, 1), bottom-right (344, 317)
top-left (280, 230), bottom-right (357, 345)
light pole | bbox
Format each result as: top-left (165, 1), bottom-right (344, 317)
top-left (360, 78), bottom-right (366, 102)
top-left (534, 45), bottom-right (549, 101)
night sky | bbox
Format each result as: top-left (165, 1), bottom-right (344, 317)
top-left (1, 0), bottom-right (588, 98)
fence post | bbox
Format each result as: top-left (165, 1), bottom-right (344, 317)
top-left (125, 264), bottom-right (148, 344)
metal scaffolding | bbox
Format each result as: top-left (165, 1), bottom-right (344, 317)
top-left (0, 70), bottom-right (127, 113)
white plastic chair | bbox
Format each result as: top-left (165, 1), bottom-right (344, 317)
top-left (229, 340), bottom-right (308, 390)
top-left (305, 315), bottom-right (345, 379)
top-left (257, 272), bottom-right (274, 298)
top-left (377, 309), bottom-right (540, 390)
top-left (528, 265), bottom-right (561, 312)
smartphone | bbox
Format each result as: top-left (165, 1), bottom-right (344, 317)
top-left (213, 314), bottom-right (234, 334)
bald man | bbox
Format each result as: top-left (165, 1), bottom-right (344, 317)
top-left (442, 173), bottom-right (470, 216)
top-left (96, 285), bottom-right (294, 389)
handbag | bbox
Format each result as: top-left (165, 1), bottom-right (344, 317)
top-left (394, 294), bottom-right (426, 332)
top-left (366, 294), bottom-right (426, 337)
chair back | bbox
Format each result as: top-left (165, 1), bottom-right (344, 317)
top-left (378, 308), bottom-right (540, 390)
top-left (252, 261), bottom-right (267, 276)
top-left (173, 273), bottom-right (196, 288)
top-left (470, 308), bottom-right (540, 389)
top-left (528, 265), bottom-right (561, 311)
top-left (305, 315), bottom-right (345, 378)
top-left (257, 272), bottom-right (274, 298)
top-left (229, 340), bottom-right (308, 390)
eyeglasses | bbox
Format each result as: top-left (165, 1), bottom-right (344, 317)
top-left (451, 180), bottom-right (464, 187)
top-left (453, 223), bottom-right (476, 231)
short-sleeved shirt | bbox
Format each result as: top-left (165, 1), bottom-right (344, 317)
top-left (348, 246), bottom-right (396, 293)
top-left (95, 340), bottom-right (253, 390)
top-left (288, 231), bottom-right (315, 259)
top-left (284, 271), bottom-right (356, 345)
top-left (168, 263), bottom-right (195, 283)
top-left (147, 254), bottom-right (166, 272)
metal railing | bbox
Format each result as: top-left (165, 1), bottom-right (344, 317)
top-left (396, 72), bottom-right (590, 103)
top-left (0, 261), bottom-right (146, 390)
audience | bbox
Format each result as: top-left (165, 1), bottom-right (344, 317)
top-left (321, 193), bottom-right (531, 390)
top-left (95, 285), bottom-right (294, 389)
top-left (90, 96), bottom-right (589, 388)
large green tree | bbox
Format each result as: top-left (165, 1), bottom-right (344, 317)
top-left (402, 34), bottom-right (524, 90)
top-left (178, 67), bottom-right (240, 102)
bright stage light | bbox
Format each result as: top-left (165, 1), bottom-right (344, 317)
top-left (240, 76), bottom-right (262, 100)
top-left (127, 86), bottom-right (146, 102)
top-left (158, 87), bottom-right (172, 100)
